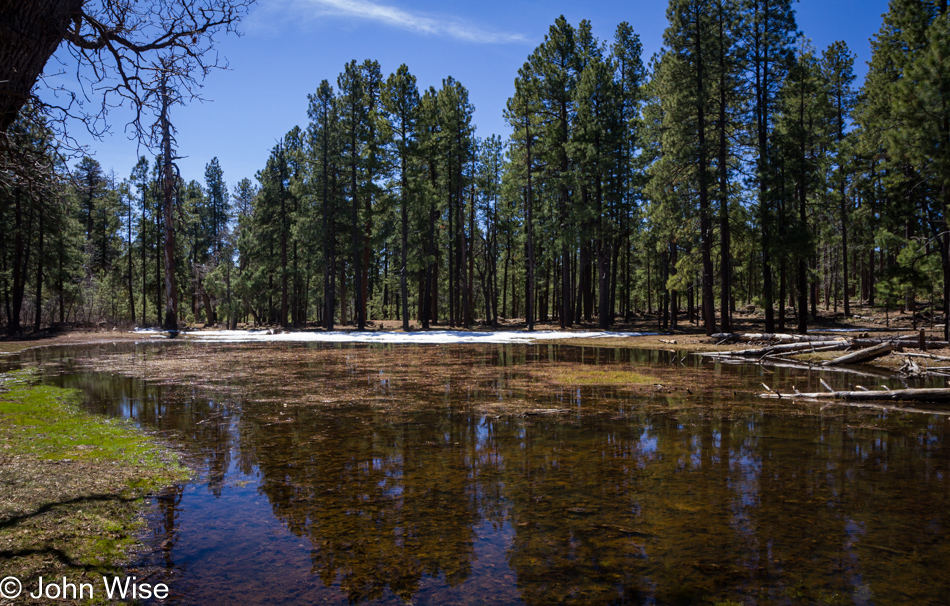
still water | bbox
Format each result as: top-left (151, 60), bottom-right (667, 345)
top-left (14, 342), bottom-right (950, 605)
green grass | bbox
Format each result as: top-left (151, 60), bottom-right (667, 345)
top-left (0, 370), bottom-right (184, 482)
top-left (0, 370), bottom-right (188, 597)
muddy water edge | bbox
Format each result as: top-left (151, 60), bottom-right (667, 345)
top-left (9, 341), bottom-right (950, 605)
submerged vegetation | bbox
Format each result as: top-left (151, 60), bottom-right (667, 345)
top-left (0, 370), bottom-right (187, 596)
top-left (11, 340), bottom-right (946, 605)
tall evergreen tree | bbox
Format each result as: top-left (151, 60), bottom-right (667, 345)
top-left (506, 69), bottom-right (540, 330)
top-left (661, 0), bottom-right (718, 334)
top-left (338, 60), bottom-right (366, 330)
top-left (611, 22), bottom-right (647, 323)
top-left (743, 0), bottom-right (797, 333)
top-left (382, 65), bottom-right (420, 332)
top-left (821, 41), bottom-right (857, 318)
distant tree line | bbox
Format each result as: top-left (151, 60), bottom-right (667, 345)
top-left (2, 0), bottom-right (948, 337)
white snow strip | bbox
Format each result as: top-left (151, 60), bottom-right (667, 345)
top-left (173, 329), bottom-right (659, 345)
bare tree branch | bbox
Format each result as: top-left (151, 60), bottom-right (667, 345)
top-left (0, 0), bottom-right (253, 138)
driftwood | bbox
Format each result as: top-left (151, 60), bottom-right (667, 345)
top-left (520, 408), bottom-right (568, 417)
top-left (700, 340), bottom-right (849, 358)
top-left (759, 387), bottom-right (950, 402)
top-left (711, 332), bottom-right (846, 344)
top-left (762, 341), bottom-right (850, 355)
top-left (818, 400), bottom-right (950, 417)
top-left (852, 338), bottom-right (949, 348)
top-left (900, 352), bottom-right (950, 362)
top-left (709, 355), bottom-right (898, 379)
top-left (712, 331), bottom-right (947, 349)
top-left (702, 333), bottom-right (950, 380)
top-left (823, 342), bottom-right (893, 366)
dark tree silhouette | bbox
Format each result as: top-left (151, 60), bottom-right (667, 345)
top-left (0, 0), bottom-right (253, 134)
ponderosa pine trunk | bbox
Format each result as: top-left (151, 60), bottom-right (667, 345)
top-left (944, 184), bottom-right (950, 343)
top-left (34, 210), bottom-right (43, 332)
top-left (160, 75), bottom-right (178, 333)
top-left (717, 1), bottom-right (732, 333)
top-left (350, 119), bottom-right (364, 331)
top-left (752, 0), bottom-right (776, 333)
top-left (399, 121), bottom-right (410, 332)
top-left (322, 112), bottom-right (335, 330)
top-left (279, 156), bottom-right (288, 328)
top-left (127, 195), bottom-right (135, 323)
top-left (797, 66), bottom-right (809, 334)
top-left (694, 2), bottom-right (716, 336)
top-left (558, 98), bottom-right (571, 329)
top-left (597, 180), bottom-right (609, 330)
top-left (523, 108), bottom-right (536, 332)
top-left (7, 187), bottom-right (30, 333)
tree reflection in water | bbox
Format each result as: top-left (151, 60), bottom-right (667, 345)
top-left (31, 343), bottom-right (950, 605)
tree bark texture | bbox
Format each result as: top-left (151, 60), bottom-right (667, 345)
top-left (0, 0), bottom-right (82, 131)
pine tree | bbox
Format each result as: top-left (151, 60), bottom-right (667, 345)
top-left (338, 61), bottom-right (367, 330)
top-left (821, 41), bottom-right (857, 318)
top-left (573, 41), bottom-right (617, 329)
top-left (878, 1), bottom-right (950, 338)
top-left (611, 22), bottom-right (647, 323)
top-left (743, 0), bottom-right (797, 333)
top-left (437, 78), bottom-right (475, 328)
top-left (661, 0), bottom-right (718, 334)
top-left (710, 0), bottom-right (742, 332)
top-left (506, 68), bottom-right (540, 330)
top-left (531, 16), bottom-right (579, 328)
top-left (775, 41), bottom-right (827, 333)
top-left (382, 65), bottom-right (420, 332)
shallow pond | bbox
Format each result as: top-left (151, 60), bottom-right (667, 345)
top-left (12, 341), bottom-right (950, 605)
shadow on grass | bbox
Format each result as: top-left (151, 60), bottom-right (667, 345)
top-left (0, 493), bottom-right (137, 530)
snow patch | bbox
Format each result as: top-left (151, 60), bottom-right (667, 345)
top-left (176, 329), bottom-right (658, 345)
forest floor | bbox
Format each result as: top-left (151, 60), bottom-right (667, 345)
top-left (0, 302), bottom-right (944, 369)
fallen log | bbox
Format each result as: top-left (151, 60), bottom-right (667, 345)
top-left (823, 342), bottom-right (892, 366)
top-left (780, 342), bottom-right (851, 355)
top-left (758, 387), bottom-right (950, 402)
top-left (819, 401), bottom-right (950, 417)
top-left (853, 338), bottom-right (949, 348)
top-left (761, 343), bottom-right (851, 361)
top-left (700, 340), bottom-right (849, 358)
top-left (710, 331), bottom-right (947, 348)
top-left (899, 352), bottom-right (950, 362)
top-left (762, 340), bottom-right (849, 356)
top-left (702, 354), bottom-right (897, 379)
top-left (711, 332), bottom-right (845, 344)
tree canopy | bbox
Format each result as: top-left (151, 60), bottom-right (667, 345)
top-left (3, 2), bottom-right (948, 338)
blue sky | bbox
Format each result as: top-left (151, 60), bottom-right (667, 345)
top-left (66, 0), bottom-right (892, 188)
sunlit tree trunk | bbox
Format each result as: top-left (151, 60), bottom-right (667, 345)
top-left (160, 74), bottom-right (178, 333)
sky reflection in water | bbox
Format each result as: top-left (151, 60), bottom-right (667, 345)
top-left (22, 342), bottom-right (950, 605)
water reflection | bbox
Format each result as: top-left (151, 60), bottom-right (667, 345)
top-left (17, 343), bottom-right (950, 604)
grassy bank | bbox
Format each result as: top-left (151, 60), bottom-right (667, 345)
top-left (0, 370), bottom-right (187, 602)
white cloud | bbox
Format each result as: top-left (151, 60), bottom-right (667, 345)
top-left (269, 0), bottom-right (528, 44)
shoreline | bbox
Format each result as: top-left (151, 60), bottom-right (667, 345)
top-left (1, 319), bottom-right (943, 356)
top-left (0, 371), bottom-right (188, 603)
